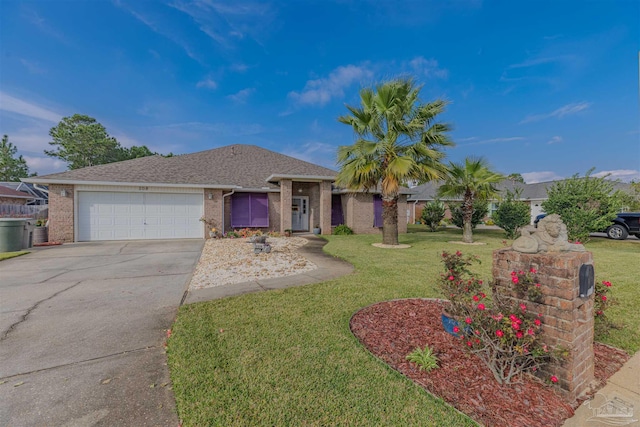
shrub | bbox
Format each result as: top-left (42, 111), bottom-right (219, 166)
top-left (510, 269), bottom-right (543, 303)
top-left (406, 345), bottom-right (439, 372)
top-left (594, 280), bottom-right (619, 338)
top-left (438, 251), bottom-right (563, 385)
top-left (450, 200), bottom-right (488, 229)
top-left (420, 200), bottom-right (446, 231)
top-left (333, 224), bottom-right (354, 235)
top-left (542, 169), bottom-right (626, 243)
top-left (493, 194), bottom-right (530, 239)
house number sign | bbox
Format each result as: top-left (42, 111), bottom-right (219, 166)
top-left (138, 186), bottom-right (149, 191)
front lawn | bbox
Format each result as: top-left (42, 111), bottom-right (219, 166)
top-left (0, 250), bottom-right (29, 261)
top-left (168, 227), bottom-right (639, 426)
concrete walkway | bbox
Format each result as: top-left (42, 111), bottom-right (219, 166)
top-left (562, 350), bottom-right (640, 426)
top-left (184, 235), bottom-right (354, 304)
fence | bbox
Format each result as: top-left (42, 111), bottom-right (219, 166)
top-left (0, 204), bottom-right (48, 218)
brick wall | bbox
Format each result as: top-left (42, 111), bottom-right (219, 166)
top-left (49, 184), bottom-right (74, 243)
top-left (492, 249), bottom-right (595, 402)
top-left (319, 181), bottom-right (332, 235)
top-left (280, 180), bottom-right (292, 232)
top-left (203, 189), bottom-right (223, 238)
top-left (0, 197), bottom-right (28, 205)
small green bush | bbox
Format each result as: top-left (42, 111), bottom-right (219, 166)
top-left (406, 345), bottom-right (439, 372)
top-left (493, 195), bottom-right (530, 239)
top-left (420, 200), bottom-right (446, 231)
top-left (333, 224), bottom-right (354, 235)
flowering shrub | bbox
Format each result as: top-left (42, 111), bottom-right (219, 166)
top-left (458, 300), bottom-right (561, 384)
top-left (439, 251), bottom-right (563, 385)
top-left (510, 269), bottom-right (544, 302)
top-left (438, 251), bottom-right (485, 316)
top-left (594, 280), bottom-right (618, 337)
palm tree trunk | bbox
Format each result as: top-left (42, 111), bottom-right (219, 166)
top-left (382, 197), bottom-right (399, 245)
top-left (462, 191), bottom-right (474, 243)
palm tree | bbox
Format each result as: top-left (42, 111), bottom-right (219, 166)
top-left (336, 78), bottom-right (453, 245)
top-left (438, 157), bottom-right (504, 243)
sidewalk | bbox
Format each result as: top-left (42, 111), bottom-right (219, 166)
top-left (184, 235), bottom-right (354, 304)
top-left (562, 350), bottom-right (640, 426)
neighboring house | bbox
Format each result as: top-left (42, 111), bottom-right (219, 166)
top-left (25, 144), bottom-right (408, 242)
top-left (407, 179), bottom-right (633, 225)
top-left (0, 186), bottom-right (35, 205)
top-left (0, 182), bottom-right (48, 205)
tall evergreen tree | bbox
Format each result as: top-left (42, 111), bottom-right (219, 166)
top-left (0, 135), bottom-right (34, 181)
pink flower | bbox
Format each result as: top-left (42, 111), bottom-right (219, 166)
top-left (479, 292), bottom-right (486, 298)
top-left (550, 375), bottom-right (558, 383)
top-left (466, 341), bottom-right (473, 347)
top-left (516, 331), bottom-right (524, 339)
top-left (509, 314), bottom-right (518, 322)
top-left (511, 276), bottom-right (519, 284)
top-left (453, 326), bottom-right (460, 333)
top-left (603, 281), bottom-right (612, 287)
top-left (601, 295), bottom-right (607, 302)
top-left (492, 313), bottom-right (504, 321)
top-left (472, 295), bottom-right (479, 302)
top-left (512, 322), bottom-right (520, 330)
top-left (477, 303), bottom-right (485, 311)
top-left (495, 330), bottom-right (504, 337)
top-left (529, 268), bottom-right (537, 274)
top-left (527, 328), bottom-right (535, 336)
top-left (448, 275), bottom-right (455, 281)
top-left (519, 303), bottom-right (527, 312)
top-left (465, 317), bottom-right (472, 324)
top-left (534, 318), bottom-right (541, 326)
top-left (518, 270), bottom-right (524, 275)
top-left (535, 283), bottom-right (541, 288)
top-left (456, 250), bottom-right (462, 256)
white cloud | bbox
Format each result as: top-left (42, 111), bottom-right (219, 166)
top-left (407, 56), bottom-right (448, 79)
top-left (592, 169), bottom-right (640, 183)
top-left (288, 64), bottom-right (373, 107)
top-left (23, 155), bottom-right (67, 176)
top-left (520, 102), bottom-right (591, 124)
top-left (460, 137), bottom-right (524, 146)
top-left (227, 88), bottom-right (255, 104)
top-left (0, 92), bottom-right (62, 123)
top-left (521, 171), bottom-right (564, 183)
top-left (547, 136), bottom-right (563, 144)
top-left (19, 59), bottom-right (46, 74)
top-left (196, 78), bottom-right (218, 89)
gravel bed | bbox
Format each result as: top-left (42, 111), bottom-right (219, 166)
top-left (189, 237), bottom-right (317, 290)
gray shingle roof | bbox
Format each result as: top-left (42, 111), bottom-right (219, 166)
top-left (29, 145), bottom-right (337, 189)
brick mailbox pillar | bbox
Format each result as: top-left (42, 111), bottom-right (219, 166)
top-left (492, 249), bottom-right (595, 402)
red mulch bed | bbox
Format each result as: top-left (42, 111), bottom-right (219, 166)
top-left (350, 299), bottom-right (629, 427)
top-left (33, 242), bottom-right (62, 247)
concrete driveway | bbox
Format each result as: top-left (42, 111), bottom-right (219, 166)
top-left (0, 239), bottom-right (203, 427)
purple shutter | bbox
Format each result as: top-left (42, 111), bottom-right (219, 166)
top-left (231, 193), bottom-right (251, 228)
top-left (373, 195), bottom-right (383, 227)
top-left (331, 195), bottom-right (344, 226)
top-left (250, 193), bottom-right (269, 227)
top-left (231, 193), bottom-right (269, 228)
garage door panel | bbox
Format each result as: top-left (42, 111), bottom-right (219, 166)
top-left (78, 191), bottom-right (203, 241)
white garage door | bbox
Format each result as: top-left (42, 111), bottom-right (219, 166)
top-left (78, 191), bottom-right (203, 241)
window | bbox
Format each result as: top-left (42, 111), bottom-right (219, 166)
top-left (373, 195), bottom-right (383, 227)
top-left (231, 193), bottom-right (269, 228)
top-left (331, 194), bottom-right (344, 226)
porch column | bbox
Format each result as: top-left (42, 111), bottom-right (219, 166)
top-left (280, 179), bottom-right (292, 233)
top-left (319, 180), bottom-right (332, 235)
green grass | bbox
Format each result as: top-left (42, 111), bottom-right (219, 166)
top-left (0, 251), bottom-right (29, 261)
top-left (168, 226), bottom-right (639, 426)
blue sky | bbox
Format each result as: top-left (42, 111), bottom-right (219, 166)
top-left (1, 0), bottom-right (638, 183)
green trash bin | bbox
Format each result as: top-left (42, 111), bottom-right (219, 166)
top-left (0, 219), bottom-right (27, 252)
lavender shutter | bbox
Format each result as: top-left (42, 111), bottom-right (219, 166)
top-left (331, 194), bottom-right (344, 226)
top-left (250, 193), bottom-right (269, 227)
top-left (373, 195), bottom-right (383, 227)
top-left (231, 193), bottom-right (251, 228)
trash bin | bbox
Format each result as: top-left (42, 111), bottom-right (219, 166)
top-left (22, 219), bottom-right (35, 249)
top-left (0, 219), bottom-right (27, 252)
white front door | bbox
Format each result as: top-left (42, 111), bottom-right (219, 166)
top-left (291, 196), bottom-right (309, 231)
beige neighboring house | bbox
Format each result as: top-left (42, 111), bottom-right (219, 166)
top-left (25, 144), bottom-right (408, 242)
top-left (407, 179), bottom-right (633, 225)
